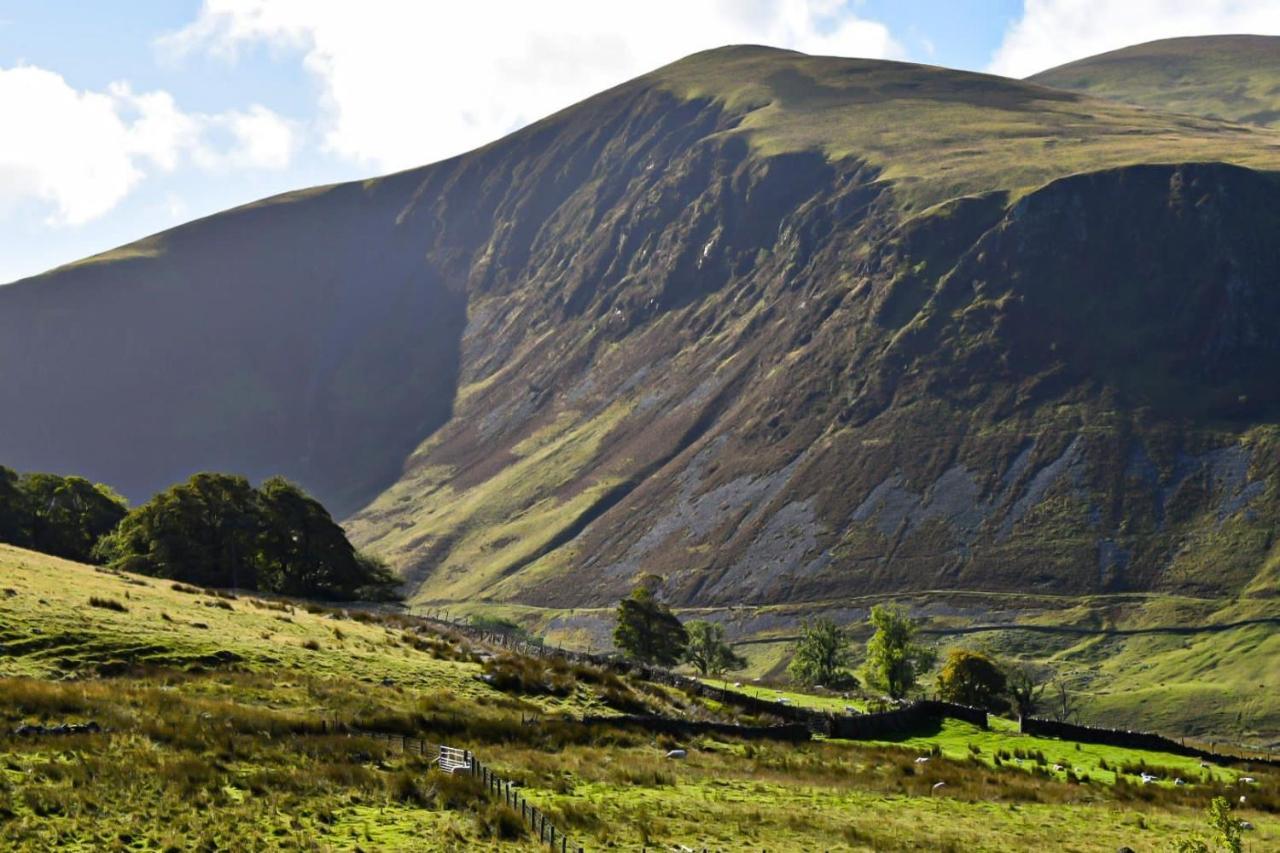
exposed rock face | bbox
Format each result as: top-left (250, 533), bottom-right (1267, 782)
top-left (1, 47), bottom-right (1278, 608)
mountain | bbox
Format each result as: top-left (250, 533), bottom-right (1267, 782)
top-left (1029, 35), bottom-right (1280, 127)
top-left (3, 41), bottom-right (1280, 614)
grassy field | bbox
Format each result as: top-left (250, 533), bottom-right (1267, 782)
top-left (3, 546), bottom-right (1279, 850)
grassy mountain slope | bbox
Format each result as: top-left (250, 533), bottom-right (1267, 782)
top-left (1030, 35), bottom-right (1280, 128)
top-left (0, 177), bottom-right (465, 517)
top-left (345, 48), bottom-right (1280, 611)
top-left (4, 42), bottom-right (1280, 624)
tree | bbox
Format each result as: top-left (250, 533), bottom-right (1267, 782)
top-left (0, 465), bottom-right (31, 547)
top-left (613, 577), bottom-right (687, 666)
top-left (1048, 678), bottom-right (1080, 724)
top-left (1007, 663), bottom-right (1049, 720)
top-left (97, 472), bottom-right (261, 588)
top-left (787, 617), bottom-right (855, 686)
top-left (19, 473), bottom-right (127, 563)
top-left (685, 620), bottom-right (747, 677)
top-left (864, 604), bottom-right (936, 699)
top-left (256, 477), bottom-right (398, 600)
top-left (936, 649), bottom-right (1008, 711)
top-left (97, 472), bottom-right (399, 601)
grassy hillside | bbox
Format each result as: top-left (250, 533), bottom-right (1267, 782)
top-left (1030, 35), bottom-right (1280, 128)
top-left (2, 548), bottom-right (1278, 850)
top-left (652, 45), bottom-right (1280, 211)
top-left (444, 587), bottom-right (1280, 746)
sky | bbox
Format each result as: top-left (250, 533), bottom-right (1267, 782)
top-left (2, 0), bottom-right (1279, 284)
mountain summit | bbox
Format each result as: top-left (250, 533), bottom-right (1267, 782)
top-left (2, 38), bottom-right (1279, 609)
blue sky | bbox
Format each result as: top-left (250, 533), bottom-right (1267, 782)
top-left (2, 1), bottom-right (1278, 284)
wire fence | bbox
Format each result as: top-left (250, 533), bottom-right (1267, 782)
top-left (352, 728), bottom-right (584, 852)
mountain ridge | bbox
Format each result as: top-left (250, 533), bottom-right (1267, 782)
top-left (1, 38), bottom-right (1279, 612)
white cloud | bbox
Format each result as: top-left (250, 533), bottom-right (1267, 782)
top-left (990, 0), bottom-right (1280, 78)
top-left (193, 105), bottom-right (299, 171)
top-left (0, 64), bottom-right (297, 226)
top-left (163, 0), bottom-right (902, 172)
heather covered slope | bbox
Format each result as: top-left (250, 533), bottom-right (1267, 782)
top-left (1030, 35), bottom-right (1280, 128)
top-left (346, 48), bottom-right (1280, 608)
top-left (3, 43), bottom-right (1280, 612)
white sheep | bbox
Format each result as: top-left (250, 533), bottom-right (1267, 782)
top-left (666, 749), bottom-right (687, 760)
top-left (914, 756), bottom-right (930, 764)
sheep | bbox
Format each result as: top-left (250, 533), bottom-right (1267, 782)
top-left (665, 749), bottom-right (687, 760)
top-left (1140, 773), bottom-right (1158, 784)
top-left (931, 782), bottom-right (946, 793)
top-left (914, 756), bottom-right (930, 764)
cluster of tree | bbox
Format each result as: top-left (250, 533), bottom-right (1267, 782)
top-left (611, 585), bottom-right (1076, 718)
top-left (0, 466), bottom-right (128, 563)
top-left (786, 605), bottom-right (936, 697)
top-left (95, 473), bottom-right (400, 601)
top-left (612, 576), bottom-right (745, 676)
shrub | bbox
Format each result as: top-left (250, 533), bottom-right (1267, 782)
top-left (88, 596), bottom-right (128, 613)
top-left (481, 655), bottom-right (575, 697)
top-left (476, 802), bottom-right (527, 841)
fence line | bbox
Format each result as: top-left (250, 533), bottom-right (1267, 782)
top-left (333, 727), bottom-right (584, 852)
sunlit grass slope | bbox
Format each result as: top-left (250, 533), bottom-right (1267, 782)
top-left (1031, 35), bottom-right (1280, 129)
top-left (649, 44), bottom-right (1280, 211)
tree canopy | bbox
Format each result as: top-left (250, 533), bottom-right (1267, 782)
top-left (684, 620), bottom-right (746, 677)
top-left (0, 467), bottom-right (127, 563)
top-left (787, 617), bottom-right (855, 686)
top-left (613, 577), bottom-right (688, 666)
top-left (96, 473), bottom-right (399, 601)
top-left (936, 649), bottom-right (1008, 711)
top-left (864, 604), bottom-right (936, 699)
top-left (1007, 662), bottom-right (1050, 720)
top-left (0, 465), bottom-right (29, 547)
